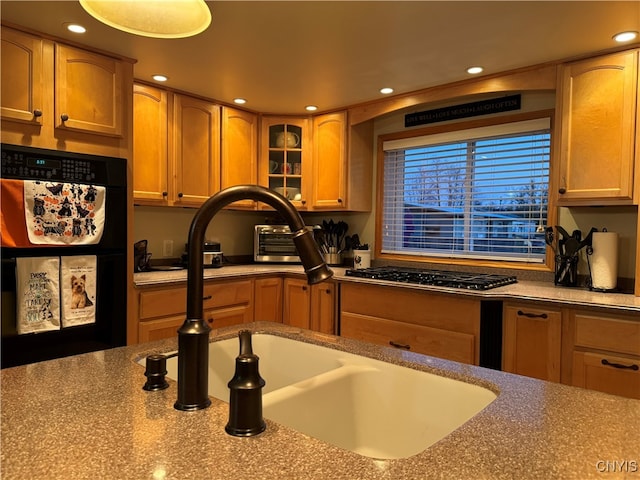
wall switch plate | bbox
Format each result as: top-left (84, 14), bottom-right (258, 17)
top-left (163, 240), bottom-right (174, 257)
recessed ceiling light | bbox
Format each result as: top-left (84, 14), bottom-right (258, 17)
top-left (305, 105), bottom-right (318, 112)
top-left (467, 66), bottom-right (484, 75)
top-left (380, 87), bottom-right (394, 95)
top-left (233, 98), bottom-right (247, 105)
top-left (79, 0), bottom-right (211, 39)
top-left (613, 31), bottom-right (638, 43)
top-left (152, 74), bottom-right (168, 82)
top-left (65, 23), bottom-right (86, 34)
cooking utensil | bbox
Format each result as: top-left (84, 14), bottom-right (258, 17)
top-left (544, 227), bottom-right (557, 254)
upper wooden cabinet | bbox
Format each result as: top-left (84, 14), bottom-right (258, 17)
top-left (221, 106), bottom-right (258, 209)
top-left (312, 112), bottom-right (347, 209)
top-left (259, 116), bottom-right (310, 209)
top-left (1, 26), bottom-right (132, 157)
top-left (133, 83), bottom-right (169, 205)
top-left (55, 44), bottom-right (124, 137)
top-left (172, 94), bottom-right (220, 207)
top-left (1, 27), bottom-right (45, 126)
top-left (556, 50), bottom-right (638, 205)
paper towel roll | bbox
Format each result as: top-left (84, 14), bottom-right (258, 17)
top-left (591, 232), bottom-right (619, 290)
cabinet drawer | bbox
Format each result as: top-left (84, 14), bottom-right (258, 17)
top-left (138, 315), bottom-right (184, 343)
top-left (572, 351), bottom-right (640, 399)
top-left (341, 312), bottom-right (475, 364)
top-left (139, 287), bottom-right (187, 320)
top-left (202, 279), bottom-right (253, 309)
top-left (574, 313), bottom-right (640, 356)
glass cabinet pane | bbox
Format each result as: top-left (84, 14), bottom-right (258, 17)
top-left (267, 122), bottom-right (304, 202)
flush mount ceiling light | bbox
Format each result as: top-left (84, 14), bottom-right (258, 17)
top-left (233, 98), bottom-right (247, 105)
top-left (305, 105), bottom-right (318, 112)
top-left (152, 74), bottom-right (168, 82)
top-left (380, 87), bottom-right (394, 95)
top-left (65, 23), bottom-right (87, 34)
top-left (79, 0), bottom-right (212, 39)
top-left (467, 66), bottom-right (484, 75)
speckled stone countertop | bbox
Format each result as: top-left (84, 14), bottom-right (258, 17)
top-left (134, 264), bottom-right (640, 314)
top-left (1, 322), bottom-right (639, 479)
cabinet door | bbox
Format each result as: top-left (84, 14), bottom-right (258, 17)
top-left (1, 27), bottom-right (45, 125)
top-left (133, 84), bottom-right (169, 205)
top-left (260, 116), bottom-right (309, 209)
top-left (502, 303), bottom-right (562, 382)
top-left (172, 94), bottom-right (220, 206)
top-left (55, 44), bottom-right (123, 137)
top-left (138, 314), bottom-right (184, 343)
top-left (254, 277), bottom-right (283, 323)
top-left (312, 112), bottom-right (347, 210)
top-left (221, 106), bottom-right (258, 209)
top-left (572, 351), bottom-right (640, 399)
top-left (283, 277), bottom-right (310, 329)
top-left (310, 282), bottom-right (335, 334)
top-left (557, 50), bottom-right (637, 204)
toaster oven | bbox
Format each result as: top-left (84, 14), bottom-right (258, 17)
top-left (254, 225), bottom-right (314, 263)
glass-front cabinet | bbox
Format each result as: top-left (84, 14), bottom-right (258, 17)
top-left (260, 116), bottom-right (309, 209)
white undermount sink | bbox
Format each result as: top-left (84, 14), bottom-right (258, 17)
top-left (146, 333), bottom-right (497, 459)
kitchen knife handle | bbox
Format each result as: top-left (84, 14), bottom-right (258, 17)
top-left (517, 310), bottom-right (548, 319)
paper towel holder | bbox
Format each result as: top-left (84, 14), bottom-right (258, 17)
top-left (585, 228), bottom-right (619, 293)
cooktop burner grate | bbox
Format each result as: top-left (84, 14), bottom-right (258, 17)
top-left (345, 266), bottom-right (517, 290)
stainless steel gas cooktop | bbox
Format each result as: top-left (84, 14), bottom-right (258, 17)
top-left (345, 266), bottom-right (517, 290)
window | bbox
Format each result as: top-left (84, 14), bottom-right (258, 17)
top-left (381, 117), bottom-right (551, 263)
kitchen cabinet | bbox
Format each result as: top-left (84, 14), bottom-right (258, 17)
top-left (135, 279), bottom-right (253, 343)
top-left (556, 49), bottom-right (638, 205)
top-left (259, 116), bottom-right (310, 209)
top-left (221, 106), bottom-right (258, 209)
top-left (502, 302), bottom-right (562, 382)
top-left (569, 309), bottom-right (640, 399)
top-left (172, 94), bottom-right (221, 207)
top-left (283, 277), bottom-right (336, 334)
top-left (133, 83), bottom-right (169, 205)
top-left (311, 112), bottom-right (373, 211)
top-left (254, 276), bottom-right (283, 323)
top-left (340, 283), bottom-right (480, 364)
top-left (1, 25), bottom-right (132, 157)
top-left (133, 87), bottom-right (220, 207)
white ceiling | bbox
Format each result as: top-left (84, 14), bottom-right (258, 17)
top-left (2, 1), bottom-right (639, 115)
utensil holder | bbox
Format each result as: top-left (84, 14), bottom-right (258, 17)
top-left (324, 252), bottom-right (342, 266)
top-left (554, 254), bottom-right (578, 287)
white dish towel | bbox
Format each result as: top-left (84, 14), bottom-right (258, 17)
top-left (16, 257), bottom-right (61, 334)
top-left (61, 255), bottom-right (97, 327)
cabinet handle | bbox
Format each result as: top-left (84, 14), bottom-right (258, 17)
top-left (33, 109), bottom-right (42, 118)
top-left (60, 113), bottom-right (69, 122)
top-left (203, 295), bottom-right (212, 300)
top-left (517, 310), bottom-right (548, 319)
top-left (601, 359), bottom-right (639, 371)
top-left (177, 192), bottom-right (183, 198)
top-left (389, 340), bottom-right (410, 350)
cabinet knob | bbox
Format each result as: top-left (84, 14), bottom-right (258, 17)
top-left (162, 191), bottom-right (168, 197)
top-left (558, 187), bottom-right (566, 194)
top-left (60, 113), bottom-right (69, 122)
top-left (337, 198), bottom-right (343, 203)
top-left (207, 318), bottom-right (214, 324)
top-left (177, 192), bottom-right (183, 198)
top-left (301, 200), bottom-right (306, 205)
top-left (301, 286), bottom-right (307, 291)
top-left (325, 288), bottom-right (331, 294)
top-left (33, 109), bottom-right (43, 118)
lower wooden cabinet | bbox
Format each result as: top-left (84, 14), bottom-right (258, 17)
top-left (502, 302), bottom-right (562, 382)
top-left (254, 277), bottom-right (283, 323)
top-left (136, 278), bottom-right (253, 343)
top-left (340, 283), bottom-right (480, 365)
top-left (283, 277), bottom-right (336, 334)
top-left (569, 309), bottom-right (640, 399)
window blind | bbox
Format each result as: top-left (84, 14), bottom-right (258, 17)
top-left (382, 118), bottom-right (551, 263)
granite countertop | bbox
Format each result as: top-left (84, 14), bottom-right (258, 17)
top-left (2, 322), bottom-right (639, 479)
top-left (134, 265), bottom-right (640, 314)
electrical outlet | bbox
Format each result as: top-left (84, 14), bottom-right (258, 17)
top-left (163, 240), bottom-right (174, 257)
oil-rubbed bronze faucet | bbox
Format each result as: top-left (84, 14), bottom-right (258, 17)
top-left (174, 185), bottom-right (333, 411)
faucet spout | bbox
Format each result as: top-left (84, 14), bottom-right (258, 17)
top-left (174, 185), bottom-right (333, 411)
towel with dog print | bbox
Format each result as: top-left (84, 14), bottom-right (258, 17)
top-left (16, 257), bottom-right (61, 334)
top-left (61, 255), bottom-right (97, 327)
top-left (23, 181), bottom-right (106, 245)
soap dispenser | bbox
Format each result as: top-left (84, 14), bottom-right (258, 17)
top-left (225, 330), bottom-right (266, 436)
